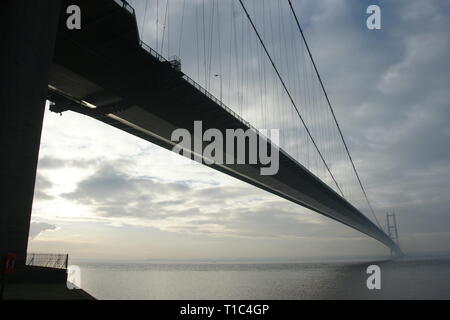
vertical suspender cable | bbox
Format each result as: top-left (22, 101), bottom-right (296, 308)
top-left (156, 0), bottom-right (159, 52)
top-left (178, 0), bottom-right (186, 57)
top-left (286, 0), bottom-right (381, 228)
top-left (237, 0), bottom-right (344, 197)
top-left (141, 0), bottom-right (149, 39)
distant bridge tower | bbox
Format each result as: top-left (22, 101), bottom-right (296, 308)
top-left (386, 212), bottom-right (400, 257)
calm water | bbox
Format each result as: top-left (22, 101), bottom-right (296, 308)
top-left (73, 258), bottom-right (450, 300)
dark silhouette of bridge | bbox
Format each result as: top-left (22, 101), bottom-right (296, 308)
top-left (0, 0), bottom-right (401, 267)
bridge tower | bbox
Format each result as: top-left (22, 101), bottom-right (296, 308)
top-left (0, 0), bottom-right (61, 268)
top-left (386, 212), bottom-right (400, 257)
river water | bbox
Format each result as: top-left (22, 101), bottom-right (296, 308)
top-left (72, 257), bottom-right (450, 300)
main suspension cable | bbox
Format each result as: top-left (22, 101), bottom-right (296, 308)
top-left (287, 0), bottom-right (381, 228)
top-left (237, 0), bottom-right (344, 197)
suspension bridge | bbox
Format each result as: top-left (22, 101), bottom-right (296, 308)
top-left (0, 0), bottom-right (401, 266)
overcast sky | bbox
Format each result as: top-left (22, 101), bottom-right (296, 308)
top-left (28, 0), bottom-right (450, 261)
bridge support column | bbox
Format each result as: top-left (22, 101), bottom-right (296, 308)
top-left (0, 1), bottom-right (61, 267)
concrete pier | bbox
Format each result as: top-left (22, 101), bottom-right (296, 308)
top-left (0, 1), bottom-right (61, 266)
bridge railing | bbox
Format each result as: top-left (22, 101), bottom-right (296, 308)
top-left (138, 36), bottom-right (301, 175)
top-left (138, 45), bottom-right (261, 137)
top-left (26, 253), bottom-right (69, 270)
top-left (113, 0), bottom-right (257, 137)
top-left (113, 0), bottom-right (135, 15)
top-left (140, 41), bottom-right (167, 63)
top-left (138, 37), bottom-right (354, 205)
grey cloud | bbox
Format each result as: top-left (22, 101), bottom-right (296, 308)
top-left (29, 222), bottom-right (57, 239)
top-left (308, 0), bottom-right (450, 250)
top-left (38, 156), bottom-right (102, 170)
top-left (38, 157), bottom-right (66, 169)
top-left (63, 163), bottom-right (194, 219)
top-left (61, 162), bottom-right (343, 239)
top-left (33, 173), bottom-right (54, 201)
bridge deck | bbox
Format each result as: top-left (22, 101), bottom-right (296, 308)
top-left (47, 0), bottom-right (400, 254)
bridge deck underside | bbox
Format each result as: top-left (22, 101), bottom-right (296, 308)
top-left (47, 0), bottom-right (400, 253)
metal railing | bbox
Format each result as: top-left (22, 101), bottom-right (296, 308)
top-left (113, 0), bottom-right (135, 15)
top-left (111, 0), bottom-right (254, 133)
top-left (26, 253), bottom-right (69, 270)
top-left (139, 41), bottom-right (167, 63)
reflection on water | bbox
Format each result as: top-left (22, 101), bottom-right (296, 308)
top-left (75, 258), bottom-right (450, 300)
